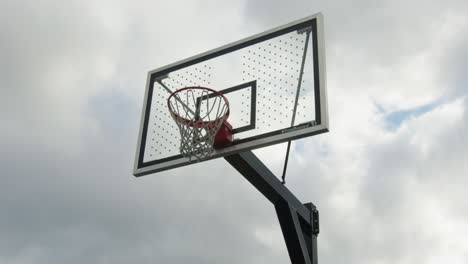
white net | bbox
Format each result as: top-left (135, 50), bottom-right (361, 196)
top-left (168, 87), bottom-right (229, 161)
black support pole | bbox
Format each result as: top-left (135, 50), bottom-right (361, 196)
top-left (225, 151), bottom-right (319, 264)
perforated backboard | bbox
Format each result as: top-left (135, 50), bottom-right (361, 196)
top-left (134, 13), bottom-right (328, 176)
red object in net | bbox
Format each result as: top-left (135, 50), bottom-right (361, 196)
top-left (214, 121), bottom-right (233, 149)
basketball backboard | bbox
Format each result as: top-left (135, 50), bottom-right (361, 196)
top-left (134, 13), bottom-right (328, 176)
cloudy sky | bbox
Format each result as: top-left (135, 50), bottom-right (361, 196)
top-left (2, 0), bottom-right (468, 263)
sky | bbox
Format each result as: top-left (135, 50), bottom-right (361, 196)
top-left (1, 0), bottom-right (468, 263)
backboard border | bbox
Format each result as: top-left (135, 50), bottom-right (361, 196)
top-left (134, 13), bottom-right (327, 176)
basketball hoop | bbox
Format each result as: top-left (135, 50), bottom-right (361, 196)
top-left (168, 87), bottom-right (232, 161)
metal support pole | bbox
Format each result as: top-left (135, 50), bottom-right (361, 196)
top-left (225, 151), bottom-right (319, 264)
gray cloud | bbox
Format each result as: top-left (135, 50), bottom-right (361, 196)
top-left (1, 1), bottom-right (287, 263)
top-left (1, 89), bottom-right (284, 263)
top-left (245, 0), bottom-right (468, 111)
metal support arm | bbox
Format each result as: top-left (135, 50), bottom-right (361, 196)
top-left (225, 151), bottom-right (319, 264)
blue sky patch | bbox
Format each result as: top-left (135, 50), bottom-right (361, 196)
top-left (382, 101), bottom-right (439, 130)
